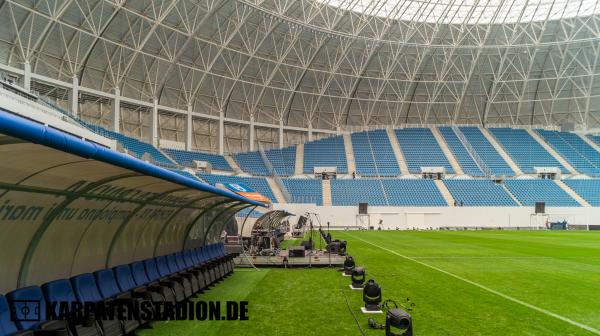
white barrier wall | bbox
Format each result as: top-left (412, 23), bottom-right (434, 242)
top-left (273, 204), bottom-right (600, 229)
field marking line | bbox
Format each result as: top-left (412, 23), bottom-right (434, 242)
top-left (348, 233), bottom-right (600, 335)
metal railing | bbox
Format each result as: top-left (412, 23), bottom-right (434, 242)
top-left (451, 125), bottom-right (493, 180)
top-left (258, 142), bottom-right (292, 202)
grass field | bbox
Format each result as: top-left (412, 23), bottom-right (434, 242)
top-left (140, 230), bottom-right (600, 335)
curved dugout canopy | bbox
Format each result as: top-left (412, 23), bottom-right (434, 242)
top-left (251, 210), bottom-right (294, 233)
top-left (0, 110), bottom-right (263, 293)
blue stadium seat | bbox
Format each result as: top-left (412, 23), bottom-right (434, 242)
top-left (163, 148), bottom-right (232, 171)
top-left (113, 265), bottom-right (163, 304)
top-left (143, 259), bottom-right (186, 303)
top-left (92, 269), bottom-right (143, 333)
top-left (504, 179), bottom-right (579, 207)
top-left (0, 295), bottom-right (33, 336)
top-left (42, 280), bottom-right (103, 336)
top-left (536, 130), bottom-right (600, 176)
top-left (351, 130), bottom-right (400, 177)
top-left (330, 179), bottom-right (387, 206)
top-left (233, 151), bottom-right (269, 176)
top-left (282, 178), bottom-right (322, 205)
top-left (6, 286), bottom-right (68, 333)
top-left (264, 146), bottom-right (297, 176)
top-left (70, 274), bottom-right (124, 336)
top-left (303, 136), bottom-right (348, 174)
top-left (394, 128), bottom-right (454, 174)
top-left (444, 180), bottom-right (517, 206)
top-left (562, 179), bottom-right (600, 206)
top-left (488, 128), bottom-right (567, 174)
top-left (438, 127), bottom-right (484, 176)
top-left (457, 127), bottom-right (515, 176)
top-left (81, 123), bottom-right (175, 168)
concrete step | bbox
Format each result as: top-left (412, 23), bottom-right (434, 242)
top-left (433, 179), bottom-right (455, 206)
top-left (526, 129), bottom-right (578, 175)
top-left (321, 179), bottom-right (332, 206)
top-left (294, 143), bottom-right (304, 175)
top-left (479, 127), bottom-right (524, 175)
top-left (266, 177), bottom-right (286, 204)
top-left (501, 183), bottom-right (522, 206)
top-left (431, 127), bottom-right (463, 175)
top-left (156, 146), bottom-right (179, 165)
top-left (386, 128), bottom-right (410, 175)
top-left (343, 133), bottom-right (357, 174)
top-left (224, 155), bottom-right (244, 174)
top-left (554, 179), bottom-right (590, 207)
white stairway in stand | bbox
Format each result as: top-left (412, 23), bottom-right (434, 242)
top-left (322, 179), bottom-right (332, 206)
top-left (434, 179), bottom-right (455, 206)
top-left (295, 143), bottom-right (304, 175)
top-left (554, 180), bottom-right (590, 207)
top-left (225, 155), bottom-right (244, 174)
top-left (431, 127), bottom-right (464, 175)
top-left (266, 177), bottom-right (287, 204)
top-left (526, 129), bottom-right (578, 175)
top-left (343, 133), bottom-right (357, 174)
top-left (479, 127), bottom-right (523, 175)
top-left (386, 128), bottom-right (410, 175)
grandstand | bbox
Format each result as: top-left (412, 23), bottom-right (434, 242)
top-left (4, 0), bottom-right (600, 334)
top-left (536, 130), bottom-right (600, 176)
top-left (457, 127), bottom-right (516, 176)
top-left (488, 128), bottom-right (567, 174)
top-left (444, 179), bottom-right (517, 206)
top-left (504, 179), bottom-right (579, 207)
top-left (163, 148), bottom-right (233, 171)
top-left (303, 136), bottom-right (348, 174)
top-left (395, 128), bottom-right (454, 174)
top-left (351, 129), bottom-right (400, 176)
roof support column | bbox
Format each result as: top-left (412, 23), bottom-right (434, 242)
top-left (70, 75), bottom-right (79, 118)
top-left (308, 122), bottom-right (313, 142)
top-left (218, 110), bottom-right (224, 155)
top-left (23, 61), bottom-right (31, 92)
top-left (249, 114), bottom-right (255, 151)
top-left (186, 104), bottom-right (193, 151)
top-left (279, 119), bottom-right (284, 149)
top-left (112, 88), bottom-right (120, 132)
top-left (151, 98), bottom-right (159, 147)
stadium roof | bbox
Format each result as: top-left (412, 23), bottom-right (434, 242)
top-left (0, 0), bottom-right (599, 130)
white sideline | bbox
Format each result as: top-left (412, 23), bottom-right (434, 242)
top-left (347, 233), bottom-right (600, 335)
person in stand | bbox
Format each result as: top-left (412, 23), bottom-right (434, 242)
top-left (352, 171), bottom-right (356, 179)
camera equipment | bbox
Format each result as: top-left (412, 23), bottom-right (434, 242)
top-left (343, 255), bottom-right (355, 275)
top-left (368, 318), bottom-right (385, 329)
top-left (351, 267), bottom-right (365, 289)
top-left (363, 279), bottom-right (382, 311)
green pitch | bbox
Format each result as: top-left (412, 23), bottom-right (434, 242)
top-left (140, 230), bottom-right (600, 335)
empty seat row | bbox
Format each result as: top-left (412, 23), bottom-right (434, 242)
top-left (0, 244), bottom-right (235, 336)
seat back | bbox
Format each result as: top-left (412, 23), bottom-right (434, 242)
top-left (144, 259), bottom-right (161, 281)
top-left (0, 295), bottom-right (19, 335)
top-left (41, 279), bottom-right (78, 318)
top-left (155, 256), bottom-right (171, 277)
top-left (94, 269), bottom-right (121, 298)
top-left (71, 273), bottom-right (103, 303)
top-left (131, 262), bottom-right (151, 286)
top-left (190, 248), bottom-right (200, 265)
top-left (174, 252), bottom-right (187, 270)
top-left (114, 265), bottom-right (137, 292)
top-left (166, 254), bottom-right (180, 274)
top-left (183, 250), bottom-right (194, 268)
top-left (6, 286), bottom-right (47, 330)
